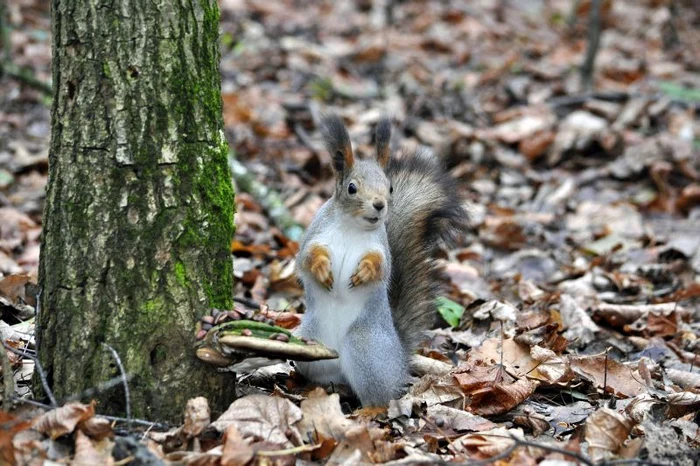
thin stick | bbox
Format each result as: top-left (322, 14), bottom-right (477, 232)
top-left (34, 288), bottom-right (42, 352)
top-left (66, 373), bottom-right (134, 402)
top-left (0, 61), bottom-right (53, 95)
top-left (12, 396), bottom-right (170, 430)
top-left (102, 343), bottom-right (131, 426)
top-left (0, 342), bottom-right (15, 410)
top-left (580, 0), bottom-right (602, 91)
top-left (2, 342), bottom-right (56, 407)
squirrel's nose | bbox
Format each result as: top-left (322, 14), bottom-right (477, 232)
top-left (373, 201), bottom-right (385, 212)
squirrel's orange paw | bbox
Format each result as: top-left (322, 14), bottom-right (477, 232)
top-left (349, 251), bottom-right (383, 288)
top-left (307, 244), bottom-right (334, 291)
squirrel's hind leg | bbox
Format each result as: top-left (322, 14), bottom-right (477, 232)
top-left (341, 320), bottom-right (409, 407)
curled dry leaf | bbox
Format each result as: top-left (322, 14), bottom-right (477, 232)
top-left (78, 416), bottom-right (113, 440)
top-left (465, 337), bottom-right (538, 377)
top-left (405, 373), bottom-right (464, 408)
top-left (32, 401), bottom-right (95, 439)
top-left (594, 302), bottom-right (688, 328)
top-left (0, 273), bottom-right (32, 304)
top-left (73, 429), bottom-right (113, 466)
top-left (425, 405), bottom-right (497, 433)
top-left (529, 345), bottom-right (573, 384)
top-left (297, 388), bottom-right (357, 441)
top-left (410, 354), bottom-right (453, 376)
top-left (449, 426), bottom-right (524, 459)
top-left (0, 412), bottom-right (32, 465)
top-left (210, 394), bottom-right (302, 446)
top-left (559, 294), bottom-right (599, 346)
top-left (584, 407), bottom-right (634, 462)
top-left (625, 393), bottom-right (660, 424)
top-left (221, 425), bottom-right (254, 466)
top-left (181, 396), bottom-right (210, 438)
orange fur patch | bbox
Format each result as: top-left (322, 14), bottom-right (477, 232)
top-left (306, 244), bottom-right (333, 290)
top-left (350, 251), bottom-right (384, 287)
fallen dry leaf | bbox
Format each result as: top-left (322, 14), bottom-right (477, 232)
top-left (32, 401), bottom-right (95, 440)
top-left (73, 429), bottom-right (114, 466)
top-left (449, 426), bottom-right (524, 459)
top-left (210, 395), bottom-right (301, 446)
top-left (297, 388), bottom-right (357, 440)
top-left (221, 425), bottom-right (254, 466)
top-left (570, 354), bottom-right (646, 397)
top-left (181, 396), bottom-right (210, 438)
top-left (585, 407), bottom-right (634, 462)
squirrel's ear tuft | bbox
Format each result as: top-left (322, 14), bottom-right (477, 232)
top-left (375, 118), bottom-right (391, 168)
top-left (321, 114), bottom-right (354, 174)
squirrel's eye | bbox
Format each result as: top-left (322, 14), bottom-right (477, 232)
top-left (348, 182), bottom-right (357, 195)
top-left (390, 185), bottom-right (393, 194)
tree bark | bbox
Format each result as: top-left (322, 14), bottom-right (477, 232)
top-left (38, 0), bottom-right (236, 422)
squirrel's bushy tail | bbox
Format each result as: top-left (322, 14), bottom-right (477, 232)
top-left (386, 149), bottom-right (469, 352)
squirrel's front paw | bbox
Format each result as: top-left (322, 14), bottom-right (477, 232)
top-left (306, 244), bottom-right (334, 291)
top-left (349, 252), bottom-right (383, 288)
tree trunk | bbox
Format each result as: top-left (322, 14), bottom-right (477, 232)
top-left (38, 0), bottom-right (235, 422)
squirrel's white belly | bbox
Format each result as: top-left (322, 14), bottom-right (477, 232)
top-left (300, 225), bottom-right (384, 383)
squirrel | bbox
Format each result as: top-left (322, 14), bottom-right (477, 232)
top-left (295, 115), bottom-right (468, 406)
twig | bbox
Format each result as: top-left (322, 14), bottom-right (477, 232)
top-left (98, 414), bottom-right (170, 430)
top-left (567, 0), bottom-right (582, 29)
top-left (0, 0), bottom-right (9, 61)
top-left (12, 396), bottom-right (171, 430)
top-left (3, 342), bottom-right (56, 407)
top-left (256, 444), bottom-right (321, 456)
top-left (233, 296), bottom-right (262, 310)
top-left (580, 0), bottom-right (602, 91)
top-left (603, 346), bottom-right (609, 395)
top-left (228, 154), bottom-right (305, 241)
top-left (34, 288), bottom-right (42, 352)
top-left (66, 373), bottom-right (135, 402)
top-left (0, 341), bottom-right (15, 410)
top-left (0, 61), bottom-right (53, 95)
top-left (102, 343), bottom-right (131, 426)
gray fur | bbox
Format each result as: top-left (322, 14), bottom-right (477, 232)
top-left (296, 116), bottom-right (468, 406)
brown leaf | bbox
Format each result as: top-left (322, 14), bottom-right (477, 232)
top-left (297, 388), bottom-right (357, 440)
top-left (0, 412), bottom-right (32, 465)
top-left (449, 426), bottom-right (524, 459)
top-left (73, 429), bottom-right (113, 466)
top-left (570, 354), bottom-right (645, 397)
top-left (519, 130), bottom-right (554, 162)
top-left (221, 425), bottom-right (254, 466)
top-left (0, 273), bottom-right (31, 304)
top-left (529, 345), bottom-right (573, 384)
top-left (32, 401), bottom-right (96, 439)
top-left (585, 408), bottom-right (633, 462)
top-left (181, 397), bottom-right (210, 438)
top-left (426, 405), bottom-right (497, 433)
top-left (210, 395), bottom-right (301, 446)
top-left (467, 377), bottom-right (538, 416)
top-left (78, 416), bottom-right (113, 440)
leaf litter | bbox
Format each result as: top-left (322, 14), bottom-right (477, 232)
top-left (1, 0), bottom-right (700, 464)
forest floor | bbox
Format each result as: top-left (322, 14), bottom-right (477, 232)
top-left (1, 0), bottom-right (700, 464)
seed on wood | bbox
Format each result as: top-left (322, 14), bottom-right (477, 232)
top-left (241, 329), bottom-right (253, 336)
top-left (201, 315), bottom-right (214, 324)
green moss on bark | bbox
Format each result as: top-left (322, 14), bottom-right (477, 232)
top-left (39, 0), bottom-right (236, 422)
